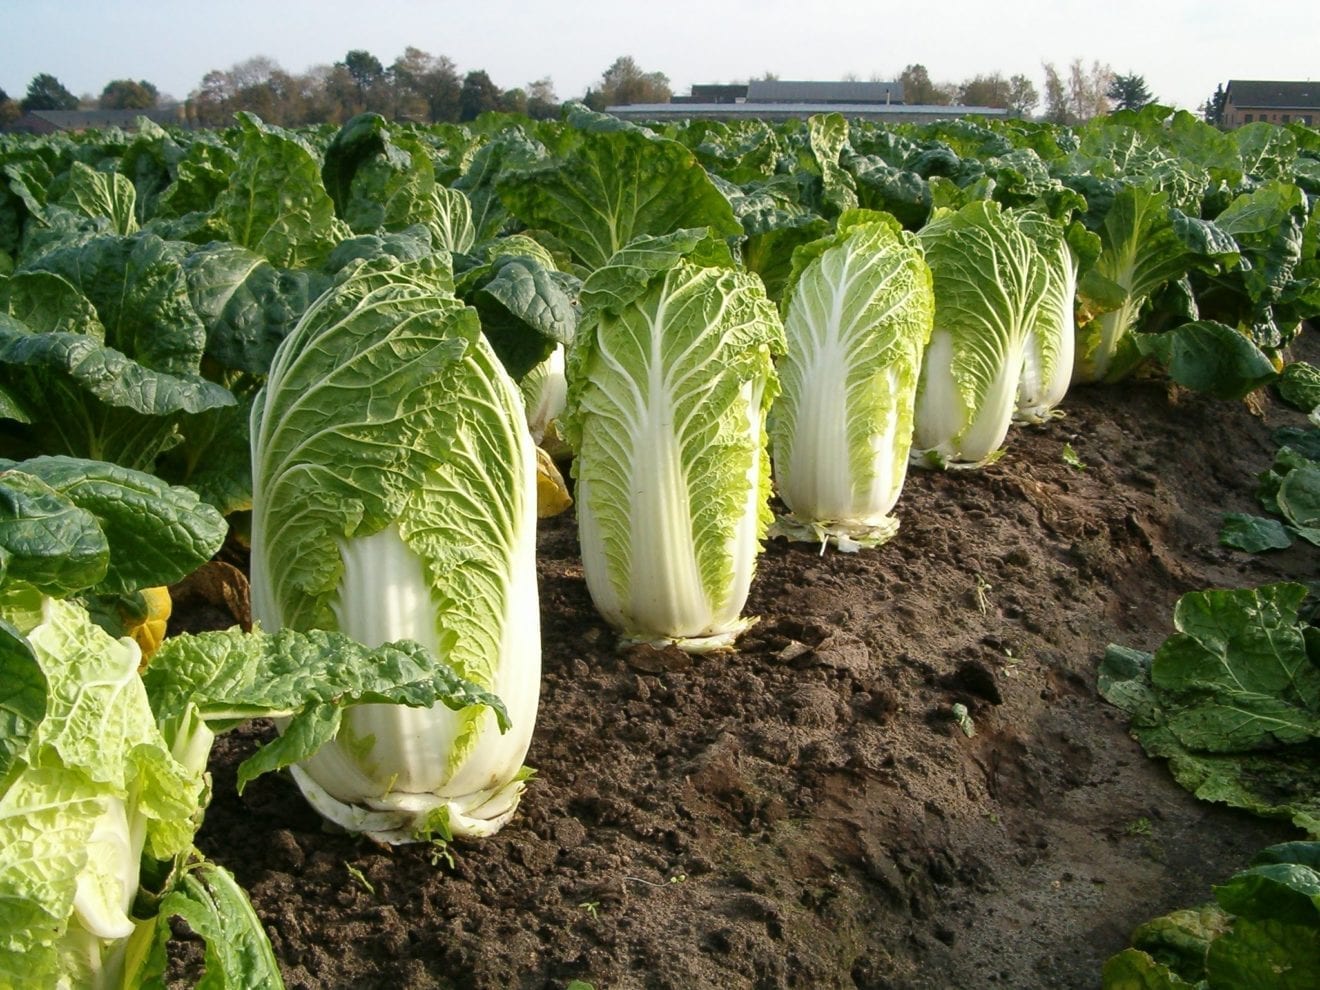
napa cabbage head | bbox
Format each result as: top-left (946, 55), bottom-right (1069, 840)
top-left (561, 231), bottom-right (785, 651)
top-left (249, 255), bottom-right (539, 842)
top-left (1014, 213), bottom-right (1092, 423)
top-left (769, 210), bottom-right (934, 550)
top-left (912, 201), bottom-right (1049, 468)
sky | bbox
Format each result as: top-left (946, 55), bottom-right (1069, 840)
top-left (2, 0), bottom-right (1317, 115)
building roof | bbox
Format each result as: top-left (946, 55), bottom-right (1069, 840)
top-left (1225, 80), bottom-right (1320, 108)
top-left (605, 102), bottom-right (1005, 124)
top-left (18, 107), bottom-right (185, 131)
top-left (746, 80), bottom-right (904, 104)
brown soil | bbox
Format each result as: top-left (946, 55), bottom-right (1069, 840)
top-left (173, 375), bottom-right (1310, 990)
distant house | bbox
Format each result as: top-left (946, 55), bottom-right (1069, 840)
top-left (610, 78), bottom-right (1006, 124)
top-left (6, 107), bottom-right (187, 134)
top-left (1221, 80), bottom-right (1319, 128)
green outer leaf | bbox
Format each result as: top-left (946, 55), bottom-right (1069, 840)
top-left (1133, 321), bottom-right (1277, 400)
top-left (468, 255), bottom-right (579, 381)
top-left (183, 241), bottom-right (329, 375)
top-left (0, 618), bottom-right (47, 781)
top-left (1130, 904), bottom-right (1231, 981)
top-left (1074, 184), bottom-right (1239, 383)
top-left (1278, 464), bottom-right (1320, 533)
top-left (1100, 584), bottom-right (1320, 834)
top-left (0, 469), bottom-right (108, 596)
top-left (497, 123), bottom-right (741, 272)
top-left (144, 626), bottom-right (510, 739)
top-left (1219, 512), bottom-right (1293, 552)
top-left (1151, 584), bottom-right (1320, 751)
top-left (214, 113), bottom-right (342, 269)
top-left (23, 232), bottom-right (205, 375)
top-left (7, 455), bottom-right (227, 596)
top-left (1214, 862), bottom-right (1320, 926)
top-left (1205, 916), bottom-right (1320, 989)
top-left (0, 269), bottom-right (105, 337)
top-left (771, 212), bottom-right (933, 536)
top-left (0, 314), bottom-right (235, 418)
top-left (1276, 361), bottom-right (1320, 413)
top-left (1101, 947), bottom-right (1198, 988)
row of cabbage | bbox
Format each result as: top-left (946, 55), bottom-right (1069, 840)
top-left (2, 104), bottom-right (1320, 987)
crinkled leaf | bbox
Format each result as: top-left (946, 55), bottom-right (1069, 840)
top-left (0, 469), bottom-right (108, 597)
top-left (1101, 948), bottom-right (1199, 989)
top-left (213, 113), bottom-right (342, 269)
top-left (0, 313), bottom-right (235, 418)
top-left (5, 455), bottom-right (226, 596)
top-left (0, 270), bottom-right (105, 337)
top-left (184, 242), bottom-right (330, 374)
top-left (141, 625), bottom-right (510, 792)
top-left (22, 231), bottom-right (205, 374)
top-left (498, 120), bottom-right (741, 272)
top-left (51, 162), bottom-right (138, 236)
top-left (0, 618), bottom-right (47, 781)
top-left (1277, 361), bottom-right (1320, 413)
top-left (467, 255), bottom-right (579, 381)
top-left (1151, 584), bottom-right (1320, 751)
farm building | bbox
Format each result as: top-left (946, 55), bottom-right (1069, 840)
top-left (1220, 79), bottom-right (1319, 127)
top-left (611, 78), bottom-right (1003, 124)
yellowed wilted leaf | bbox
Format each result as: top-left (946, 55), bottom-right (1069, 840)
top-left (536, 446), bottom-right (573, 517)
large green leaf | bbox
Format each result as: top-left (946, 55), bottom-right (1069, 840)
top-left (1099, 585), bottom-right (1320, 833)
top-left (3, 456), bottom-right (226, 596)
top-left (0, 470), bottom-right (108, 596)
top-left (497, 111), bottom-right (741, 272)
top-left (0, 269), bottom-right (105, 337)
top-left (23, 232), bottom-right (205, 374)
top-left (213, 113), bottom-right (343, 269)
top-left (183, 241), bottom-right (329, 374)
top-left (1151, 584), bottom-right (1320, 751)
top-left (1133, 320), bottom-right (1278, 400)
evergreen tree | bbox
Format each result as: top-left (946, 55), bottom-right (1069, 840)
top-left (20, 73), bottom-right (78, 112)
top-left (1107, 72), bottom-right (1154, 112)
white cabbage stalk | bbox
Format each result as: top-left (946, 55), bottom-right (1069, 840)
top-left (912, 202), bottom-right (1048, 469)
top-left (520, 344), bottom-right (567, 444)
top-left (250, 260), bottom-right (540, 843)
top-left (770, 212), bottom-right (934, 550)
top-left (1015, 213), bottom-right (1078, 423)
top-left (564, 243), bottom-right (784, 652)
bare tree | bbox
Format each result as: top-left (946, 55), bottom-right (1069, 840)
top-left (1067, 58), bottom-right (1113, 121)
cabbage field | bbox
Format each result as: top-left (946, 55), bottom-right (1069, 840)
top-left (2, 104), bottom-right (1319, 989)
